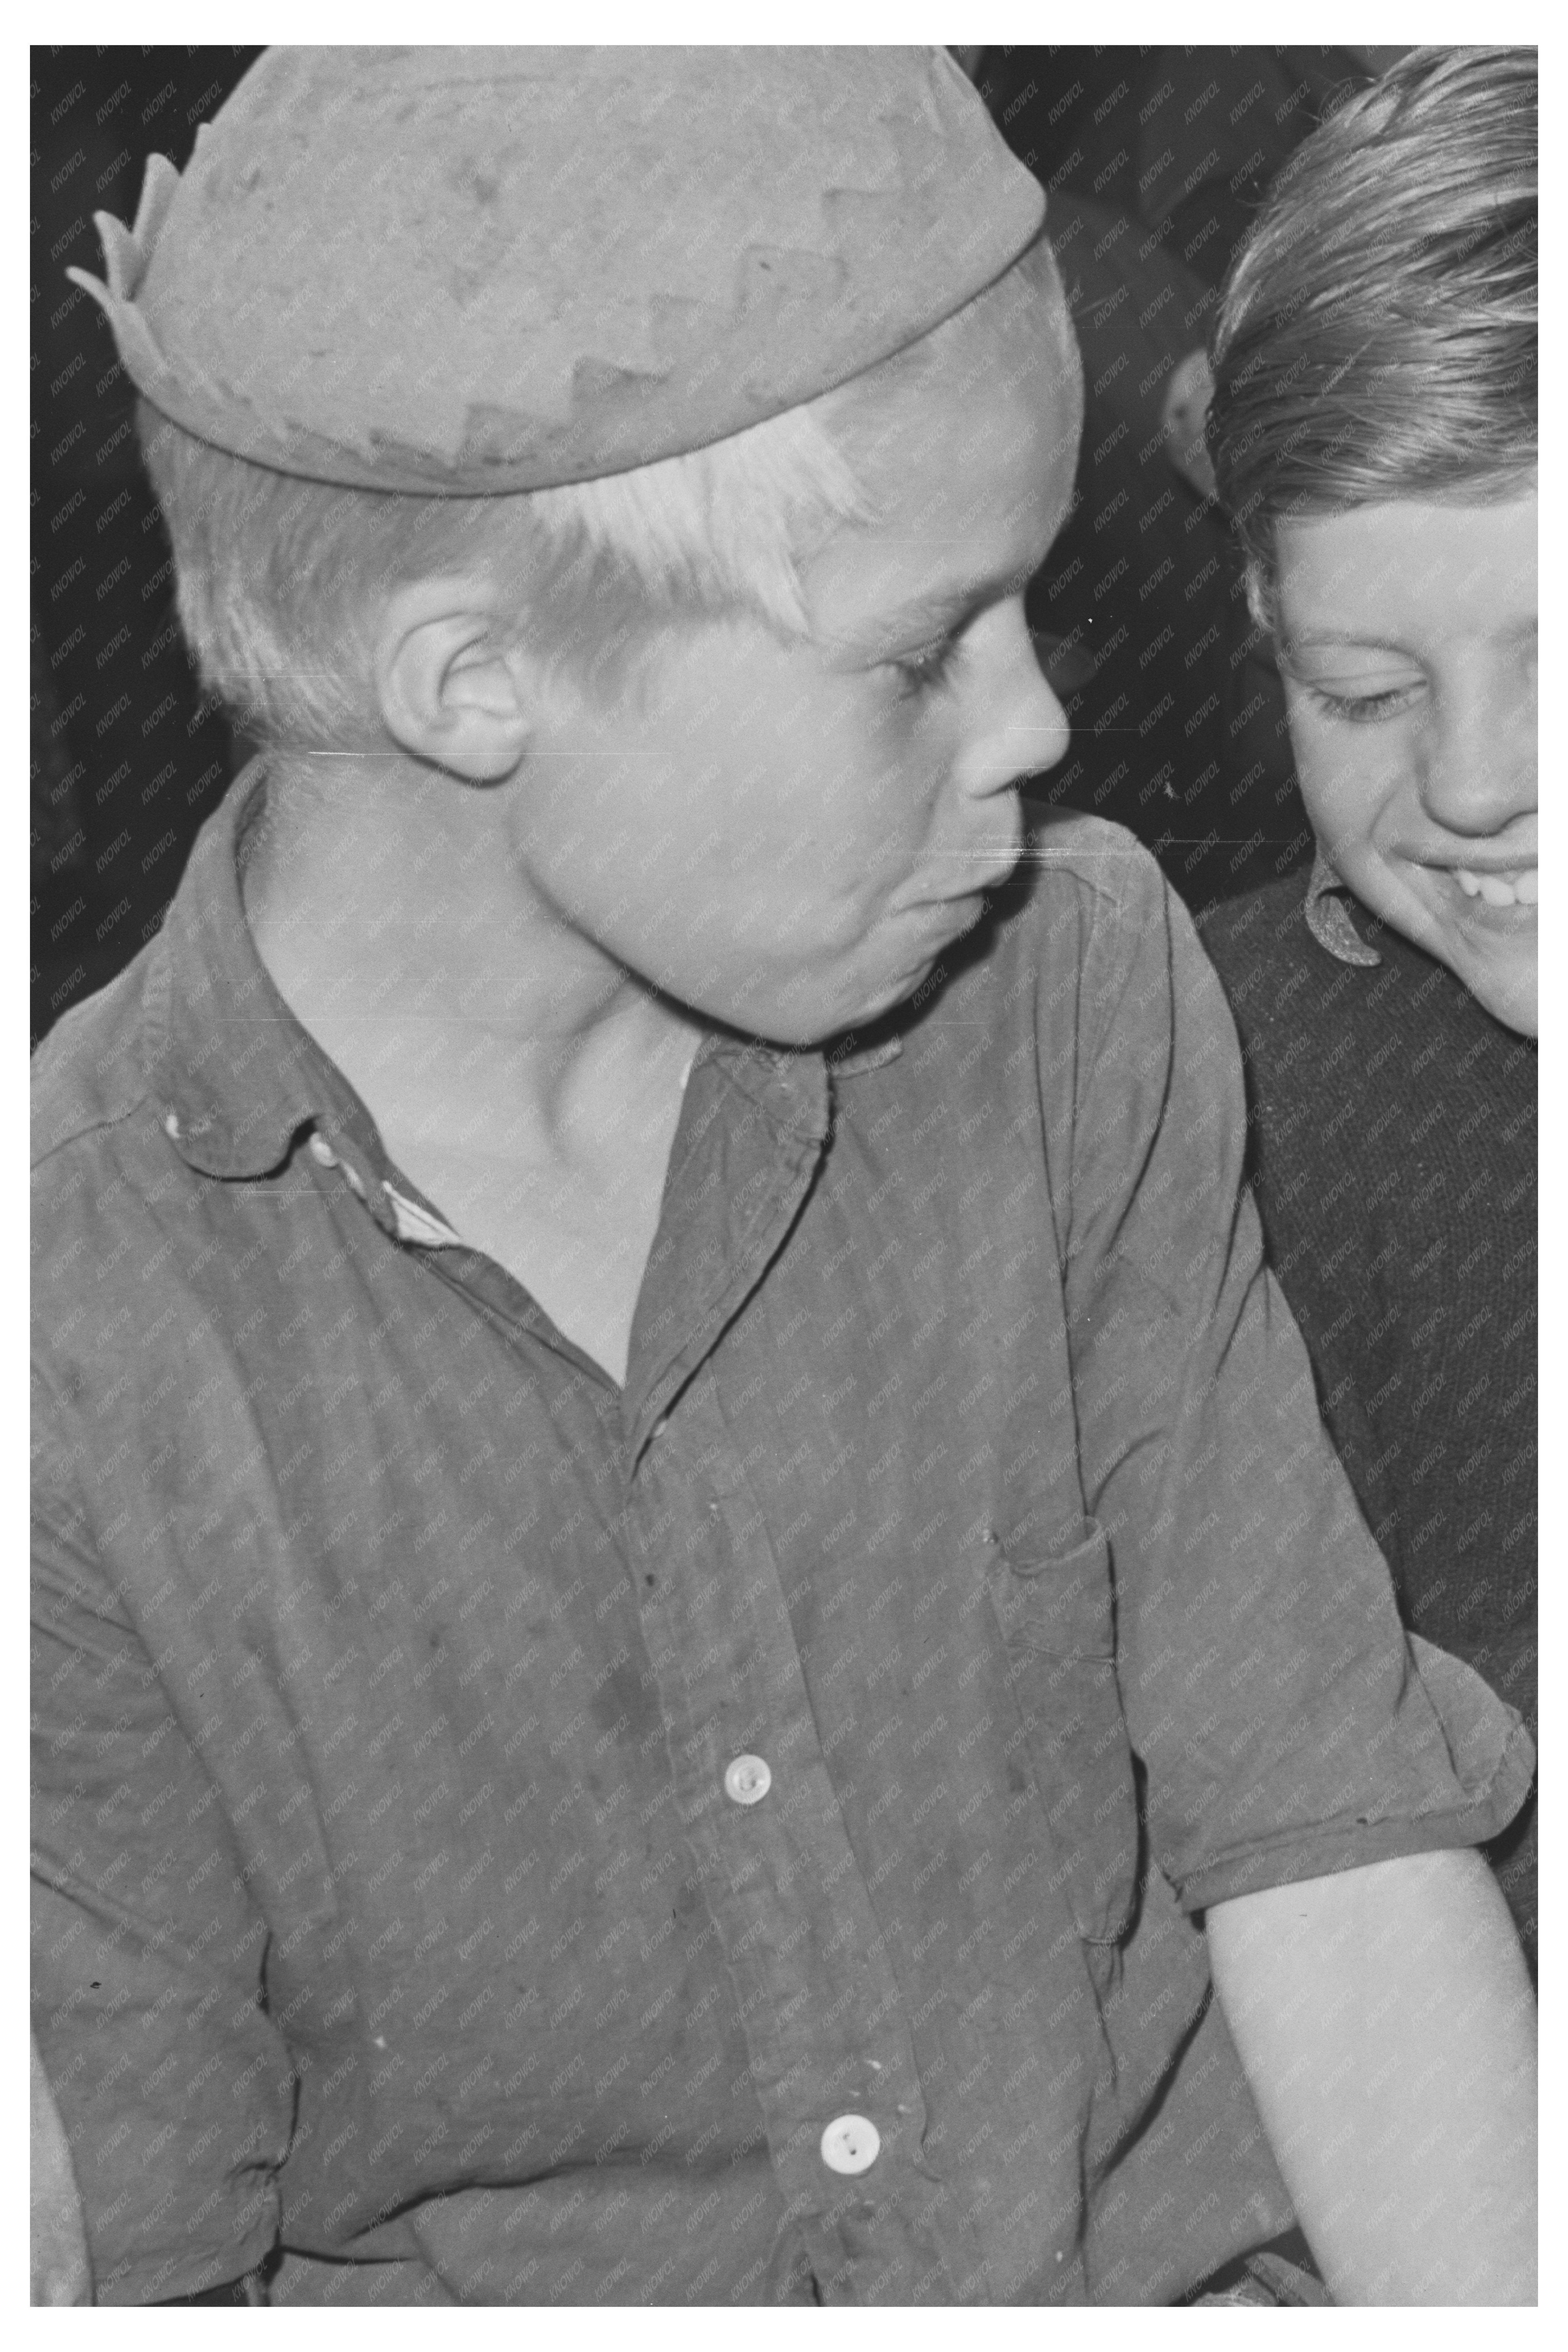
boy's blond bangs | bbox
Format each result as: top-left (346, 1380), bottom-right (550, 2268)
top-left (140, 400), bottom-right (874, 748)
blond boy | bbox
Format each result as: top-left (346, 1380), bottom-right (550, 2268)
top-left (33, 50), bottom-right (1534, 2306)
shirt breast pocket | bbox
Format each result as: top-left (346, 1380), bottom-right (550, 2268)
top-left (987, 1516), bottom-right (1141, 1948)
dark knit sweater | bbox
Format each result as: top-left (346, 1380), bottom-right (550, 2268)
top-left (1200, 877), bottom-right (1537, 1972)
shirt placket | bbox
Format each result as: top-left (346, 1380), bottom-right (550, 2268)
top-left (624, 1359), bottom-right (984, 2303)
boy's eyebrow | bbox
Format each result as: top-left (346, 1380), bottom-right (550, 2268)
top-left (823, 585), bottom-right (991, 667)
top-left (879, 555), bottom-right (1043, 641)
top-left (1280, 634), bottom-right (1421, 658)
top-left (1283, 616), bottom-right (1538, 658)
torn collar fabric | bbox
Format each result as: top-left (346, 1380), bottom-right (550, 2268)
top-left (68, 46), bottom-right (1046, 496)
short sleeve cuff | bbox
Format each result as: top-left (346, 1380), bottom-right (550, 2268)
top-left (1173, 1637), bottom-right (1537, 1915)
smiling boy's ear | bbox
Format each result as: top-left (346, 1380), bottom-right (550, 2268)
top-left (373, 577), bottom-right (535, 783)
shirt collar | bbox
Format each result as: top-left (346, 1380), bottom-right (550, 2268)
top-left (1302, 847), bottom-right (1382, 970)
top-left (144, 761), bottom-right (901, 1192)
top-left (144, 760), bottom-right (361, 1179)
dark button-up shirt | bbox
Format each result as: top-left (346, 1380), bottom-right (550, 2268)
top-left (1199, 868), bottom-right (1538, 1973)
top-left (31, 768), bottom-right (1530, 2307)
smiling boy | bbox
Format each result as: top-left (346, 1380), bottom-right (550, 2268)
top-left (1197, 48), bottom-right (1538, 1974)
top-left (32, 49), bottom-right (1535, 2307)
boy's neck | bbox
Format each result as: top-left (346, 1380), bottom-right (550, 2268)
top-left (240, 745), bottom-right (706, 1170)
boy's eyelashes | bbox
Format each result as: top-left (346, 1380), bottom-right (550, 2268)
top-left (891, 633), bottom-right (964, 698)
top-left (879, 582), bottom-right (1036, 699)
top-left (1288, 669), bottom-right (1424, 725)
top-left (1306, 682), bottom-right (1420, 725)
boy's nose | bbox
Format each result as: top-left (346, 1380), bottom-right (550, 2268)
top-left (1419, 678), bottom-right (1536, 839)
top-left (964, 605), bottom-right (1071, 796)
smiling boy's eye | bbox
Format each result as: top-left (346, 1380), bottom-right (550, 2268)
top-left (892, 635), bottom-right (963, 698)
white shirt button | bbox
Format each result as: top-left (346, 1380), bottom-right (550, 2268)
top-left (308, 1134), bottom-right (338, 1167)
top-left (722, 1754), bottom-right (772, 1806)
top-left (820, 2114), bottom-right (880, 2175)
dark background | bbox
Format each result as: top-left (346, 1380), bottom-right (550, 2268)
top-left (32, 47), bottom-right (263, 1045)
top-left (971, 46), bottom-right (1389, 906)
top-left (30, 46), bottom-right (1359, 1046)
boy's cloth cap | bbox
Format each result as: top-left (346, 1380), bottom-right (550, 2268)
top-left (69, 46), bottom-right (1046, 495)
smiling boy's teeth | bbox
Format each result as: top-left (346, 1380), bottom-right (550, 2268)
top-left (1452, 866), bottom-right (1536, 908)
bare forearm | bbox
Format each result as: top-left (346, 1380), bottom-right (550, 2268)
top-left (1207, 1849), bottom-right (1536, 2305)
top-left (30, 2035), bottom-right (93, 2307)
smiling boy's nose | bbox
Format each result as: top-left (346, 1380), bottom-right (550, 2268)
top-left (1419, 681), bottom-right (1537, 839)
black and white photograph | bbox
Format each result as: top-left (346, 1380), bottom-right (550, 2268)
top-left (29, 30), bottom-right (1539, 2309)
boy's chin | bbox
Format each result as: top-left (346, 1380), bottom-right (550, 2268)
top-left (777, 965), bottom-right (947, 1048)
top-left (715, 983), bottom-right (897, 1053)
top-left (683, 935), bottom-right (959, 1051)
top-left (1463, 960), bottom-right (1537, 1039)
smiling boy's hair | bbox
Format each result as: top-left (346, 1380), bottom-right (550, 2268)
top-left (1207, 46), bottom-right (1537, 632)
top-left (138, 232), bottom-right (1074, 751)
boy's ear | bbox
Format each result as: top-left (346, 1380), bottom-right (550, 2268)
top-left (373, 577), bottom-right (536, 782)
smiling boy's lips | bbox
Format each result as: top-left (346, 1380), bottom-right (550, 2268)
top-left (1452, 894), bottom-right (1538, 930)
top-left (1414, 864), bottom-right (1538, 930)
top-left (1421, 857), bottom-right (1538, 874)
